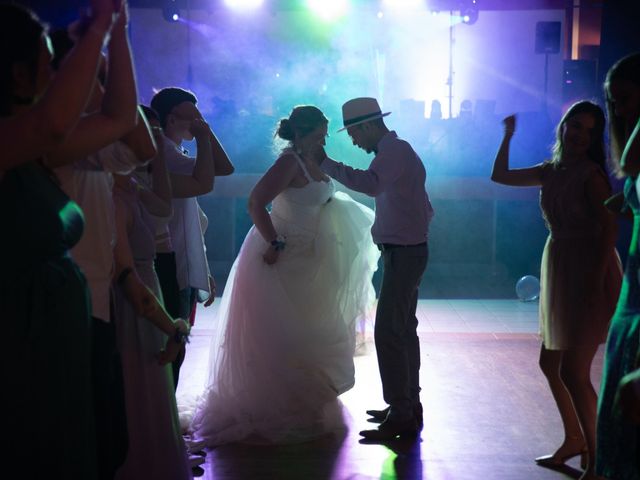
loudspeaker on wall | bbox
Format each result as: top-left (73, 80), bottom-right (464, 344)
top-left (535, 21), bottom-right (561, 54)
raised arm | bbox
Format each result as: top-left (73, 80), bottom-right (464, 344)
top-left (45, 1), bottom-right (139, 167)
top-left (620, 117), bottom-right (640, 177)
top-left (1, 4), bottom-right (114, 170)
top-left (210, 129), bottom-right (234, 176)
top-left (321, 143), bottom-right (401, 197)
top-left (490, 115), bottom-right (544, 187)
top-left (168, 117), bottom-right (215, 198)
top-left (120, 106), bottom-right (157, 164)
top-left (138, 127), bottom-right (172, 218)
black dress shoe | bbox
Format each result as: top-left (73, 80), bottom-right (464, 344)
top-left (366, 403), bottom-right (424, 427)
top-left (359, 417), bottom-right (419, 441)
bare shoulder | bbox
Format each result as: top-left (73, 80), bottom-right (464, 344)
top-left (274, 151), bottom-right (297, 167)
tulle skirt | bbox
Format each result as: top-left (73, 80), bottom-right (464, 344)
top-left (191, 192), bottom-right (379, 445)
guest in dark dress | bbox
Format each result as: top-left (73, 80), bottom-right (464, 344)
top-left (596, 51), bottom-right (640, 480)
top-left (0, 2), bottom-right (118, 478)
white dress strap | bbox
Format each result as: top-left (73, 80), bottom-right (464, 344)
top-left (290, 150), bottom-right (314, 183)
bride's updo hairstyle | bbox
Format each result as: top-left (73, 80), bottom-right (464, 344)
top-left (276, 105), bottom-right (328, 142)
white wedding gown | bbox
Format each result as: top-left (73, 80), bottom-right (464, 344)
top-left (190, 150), bottom-right (379, 445)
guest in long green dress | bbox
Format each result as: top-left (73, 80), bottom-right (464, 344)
top-left (0, 2), bottom-right (117, 478)
top-left (596, 51), bottom-right (640, 480)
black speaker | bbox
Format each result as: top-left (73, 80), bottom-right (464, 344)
top-left (535, 21), bottom-right (561, 54)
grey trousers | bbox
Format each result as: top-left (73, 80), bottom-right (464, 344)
top-left (375, 243), bottom-right (428, 420)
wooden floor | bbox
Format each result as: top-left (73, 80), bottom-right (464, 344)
top-left (176, 300), bottom-right (604, 480)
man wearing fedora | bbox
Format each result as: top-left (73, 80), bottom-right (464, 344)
top-left (320, 97), bottom-right (434, 441)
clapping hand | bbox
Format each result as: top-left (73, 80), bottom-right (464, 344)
top-left (90, 0), bottom-right (121, 18)
top-left (111, 0), bottom-right (129, 32)
top-left (73, 0), bottom-right (120, 39)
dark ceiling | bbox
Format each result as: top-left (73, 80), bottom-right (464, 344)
top-left (13, 1), bottom-right (587, 12)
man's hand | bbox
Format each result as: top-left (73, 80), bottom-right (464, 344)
top-left (203, 275), bottom-right (216, 307)
top-left (190, 118), bottom-right (212, 141)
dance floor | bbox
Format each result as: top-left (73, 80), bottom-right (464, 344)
top-left (177, 300), bottom-right (604, 480)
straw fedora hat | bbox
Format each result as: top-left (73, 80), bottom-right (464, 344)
top-left (337, 97), bottom-right (391, 132)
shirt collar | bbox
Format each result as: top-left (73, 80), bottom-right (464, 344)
top-left (377, 130), bottom-right (398, 152)
top-left (165, 135), bottom-right (189, 155)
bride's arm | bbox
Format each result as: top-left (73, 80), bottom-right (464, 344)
top-left (247, 154), bottom-right (298, 243)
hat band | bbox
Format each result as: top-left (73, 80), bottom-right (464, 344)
top-left (343, 111), bottom-right (382, 128)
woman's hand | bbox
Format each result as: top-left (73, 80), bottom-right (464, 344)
top-left (157, 341), bottom-right (183, 366)
top-left (502, 115), bottom-right (516, 138)
top-left (85, 0), bottom-right (120, 34)
top-left (263, 246), bottom-right (280, 265)
top-left (157, 318), bottom-right (190, 366)
top-left (151, 125), bottom-right (165, 148)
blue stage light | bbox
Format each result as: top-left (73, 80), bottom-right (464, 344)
top-left (162, 0), bottom-right (180, 23)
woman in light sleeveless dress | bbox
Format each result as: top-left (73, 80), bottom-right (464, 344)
top-left (191, 106), bottom-right (379, 445)
top-left (491, 102), bottom-right (622, 480)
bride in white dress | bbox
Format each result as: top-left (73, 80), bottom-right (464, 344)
top-left (190, 105), bottom-right (379, 445)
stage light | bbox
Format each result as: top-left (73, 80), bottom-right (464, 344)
top-left (461, 9), bottom-right (478, 24)
top-left (383, 0), bottom-right (423, 8)
top-left (162, 1), bottom-right (180, 23)
top-left (224, 0), bottom-right (264, 9)
top-left (461, 0), bottom-right (479, 25)
top-left (306, 0), bottom-right (348, 21)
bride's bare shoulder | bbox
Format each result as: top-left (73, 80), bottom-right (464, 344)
top-left (274, 151), bottom-right (297, 167)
